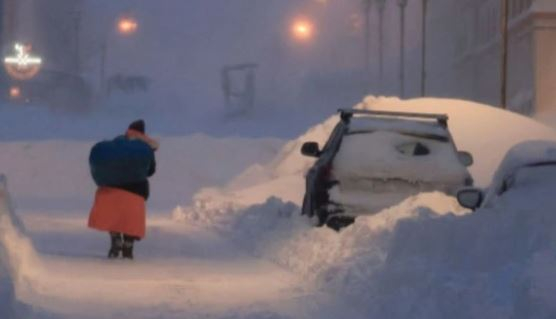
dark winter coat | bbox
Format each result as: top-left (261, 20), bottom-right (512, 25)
top-left (113, 159), bottom-right (156, 200)
top-left (88, 129), bottom-right (159, 239)
top-left (108, 130), bottom-right (158, 200)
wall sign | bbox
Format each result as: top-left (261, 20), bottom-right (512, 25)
top-left (4, 43), bottom-right (43, 80)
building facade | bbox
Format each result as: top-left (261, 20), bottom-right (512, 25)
top-left (435, 0), bottom-right (556, 114)
top-left (361, 0), bottom-right (556, 115)
top-left (1, 0), bottom-right (90, 110)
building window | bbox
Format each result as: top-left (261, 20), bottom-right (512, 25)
top-left (510, 0), bottom-right (532, 19)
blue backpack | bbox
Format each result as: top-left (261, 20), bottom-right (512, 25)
top-left (89, 136), bottom-right (154, 187)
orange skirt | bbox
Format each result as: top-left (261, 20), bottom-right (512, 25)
top-left (88, 187), bottom-right (146, 238)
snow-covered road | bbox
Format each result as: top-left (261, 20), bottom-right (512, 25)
top-left (11, 209), bottom-right (365, 319)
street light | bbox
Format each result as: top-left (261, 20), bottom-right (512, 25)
top-left (398, 0), bottom-right (408, 98)
top-left (376, 0), bottom-right (387, 92)
top-left (117, 17), bottom-right (139, 36)
top-left (363, 0), bottom-right (372, 91)
top-left (500, 0), bottom-right (509, 109)
top-left (100, 16), bottom-right (139, 98)
top-left (291, 19), bottom-right (315, 42)
top-left (9, 86), bottom-right (21, 99)
top-left (421, 0), bottom-right (429, 97)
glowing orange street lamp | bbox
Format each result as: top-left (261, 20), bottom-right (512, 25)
top-left (9, 86), bottom-right (21, 99)
top-left (117, 17), bottom-right (138, 36)
top-left (291, 19), bottom-right (315, 42)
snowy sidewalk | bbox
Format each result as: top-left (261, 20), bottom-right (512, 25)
top-left (10, 209), bottom-right (365, 319)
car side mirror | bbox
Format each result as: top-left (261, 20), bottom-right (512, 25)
top-left (457, 188), bottom-right (483, 210)
top-left (458, 151), bottom-right (474, 167)
top-left (301, 142), bottom-right (321, 158)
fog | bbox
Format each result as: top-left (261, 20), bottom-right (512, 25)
top-left (77, 1), bottom-right (367, 115)
top-left (6, 0), bottom-right (538, 138)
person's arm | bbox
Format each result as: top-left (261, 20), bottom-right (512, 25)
top-left (148, 157), bottom-right (156, 177)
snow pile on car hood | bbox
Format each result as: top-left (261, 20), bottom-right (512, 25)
top-left (483, 140), bottom-right (556, 205)
top-left (333, 131), bottom-right (468, 184)
top-left (358, 97), bottom-right (556, 185)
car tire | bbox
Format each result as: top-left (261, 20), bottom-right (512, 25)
top-left (326, 216), bottom-right (355, 232)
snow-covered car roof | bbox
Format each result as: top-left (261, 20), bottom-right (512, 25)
top-left (483, 140), bottom-right (556, 203)
top-left (348, 117), bottom-right (449, 140)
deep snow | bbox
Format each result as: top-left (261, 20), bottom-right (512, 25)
top-left (174, 96), bottom-right (556, 318)
top-left (2, 96), bottom-right (556, 318)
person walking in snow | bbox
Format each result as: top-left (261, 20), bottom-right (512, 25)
top-left (88, 120), bottom-right (159, 259)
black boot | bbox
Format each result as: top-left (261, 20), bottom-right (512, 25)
top-left (122, 235), bottom-right (135, 259)
top-left (108, 232), bottom-right (122, 259)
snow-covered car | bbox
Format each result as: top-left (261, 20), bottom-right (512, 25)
top-left (301, 109), bottom-right (474, 230)
top-left (457, 140), bottom-right (556, 211)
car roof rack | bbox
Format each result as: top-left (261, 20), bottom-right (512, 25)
top-left (338, 108), bottom-right (448, 127)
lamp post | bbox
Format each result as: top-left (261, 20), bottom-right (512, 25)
top-left (420, 0), bottom-right (428, 97)
top-left (291, 19), bottom-right (315, 42)
top-left (376, 0), bottom-right (387, 92)
top-left (363, 0), bottom-right (372, 90)
top-left (398, 0), bottom-right (408, 98)
top-left (100, 16), bottom-right (138, 97)
top-left (500, 0), bottom-right (509, 109)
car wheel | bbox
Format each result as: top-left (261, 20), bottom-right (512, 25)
top-left (326, 216), bottom-right (355, 232)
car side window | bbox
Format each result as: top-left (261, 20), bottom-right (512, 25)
top-left (396, 142), bottom-right (430, 156)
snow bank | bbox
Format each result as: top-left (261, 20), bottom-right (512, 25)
top-left (175, 96), bottom-right (556, 221)
top-left (174, 96), bottom-right (556, 318)
top-left (0, 134), bottom-right (283, 210)
top-left (353, 168), bottom-right (556, 318)
top-left (220, 193), bottom-right (461, 281)
top-left (183, 156), bottom-right (556, 318)
top-left (0, 175), bottom-right (39, 318)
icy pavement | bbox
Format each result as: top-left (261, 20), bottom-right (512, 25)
top-left (8, 208), bottom-right (366, 319)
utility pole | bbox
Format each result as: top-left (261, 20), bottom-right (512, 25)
top-left (73, 2), bottom-right (82, 75)
top-left (376, 0), bottom-right (387, 92)
top-left (398, 0), bottom-right (408, 98)
top-left (363, 0), bottom-right (372, 91)
top-left (420, 0), bottom-right (429, 97)
top-left (100, 41), bottom-right (107, 97)
top-left (500, 0), bottom-right (509, 109)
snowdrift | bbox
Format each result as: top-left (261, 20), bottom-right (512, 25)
top-left (176, 96), bottom-right (556, 220)
top-left (174, 96), bottom-right (556, 318)
top-left (0, 175), bottom-right (39, 318)
top-left (0, 135), bottom-right (283, 210)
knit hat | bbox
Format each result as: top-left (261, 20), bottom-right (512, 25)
top-left (128, 119), bottom-right (145, 134)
